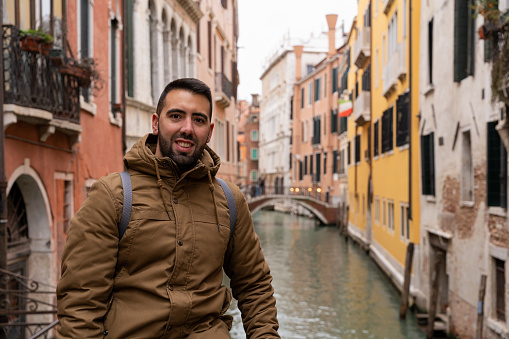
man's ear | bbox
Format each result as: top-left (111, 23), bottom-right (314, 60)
top-left (152, 113), bottom-right (159, 135)
top-left (207, 123), bottom-right (214, 143)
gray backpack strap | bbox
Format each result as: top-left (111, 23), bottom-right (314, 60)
top-left (217, 178), bottom-right (237, 239)
top-left (118, 171), bottom-right (132, 241)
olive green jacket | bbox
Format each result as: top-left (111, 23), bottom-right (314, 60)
top-left (56, 134), bottom-right (279, 338)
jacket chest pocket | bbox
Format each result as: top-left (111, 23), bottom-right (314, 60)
top-left (191, 213), bottom-right (230, 269)
top-left (118, 209), bottom-right (175, 276)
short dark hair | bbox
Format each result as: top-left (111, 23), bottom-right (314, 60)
top-left (156, 78), bottom-right (213, 119)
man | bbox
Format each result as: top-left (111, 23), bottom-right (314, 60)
top-left (56, 78), bottom-right (280, 338)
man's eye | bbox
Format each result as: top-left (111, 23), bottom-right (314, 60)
top-left (195, 117), bottom-right (205, 124)
top-left (169, 114), bottom-right (181, 119)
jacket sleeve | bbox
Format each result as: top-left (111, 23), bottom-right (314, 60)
top-left (56, 177), bottom-right (121, 339)
top-left (223, 189), bottom-right (280, 338)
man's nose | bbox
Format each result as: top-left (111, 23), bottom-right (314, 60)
top-left (180, 116), bottom-right (193, 134)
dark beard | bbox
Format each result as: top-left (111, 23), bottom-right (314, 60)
top-left (158, 134), bottom-right (206, 172)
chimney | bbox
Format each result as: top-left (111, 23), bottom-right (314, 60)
top-left (293, 45), bottom-right (304, 81)
top-left (251, 94), bottom-right (260, 107)
top-left (326, 14), bottom-right (338, 58)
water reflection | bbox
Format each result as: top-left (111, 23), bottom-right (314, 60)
top-left (226, 210), bottom-right (425, 339)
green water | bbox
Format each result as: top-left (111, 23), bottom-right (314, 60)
top-left (226, 210), bottom-right (426, 339)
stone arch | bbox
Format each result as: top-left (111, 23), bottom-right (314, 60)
top-left (179, 26), bottom-right (186, 77)
top-left (250, 198), bottom-right (329, 224)
top-left (7, 161), bottom-right (53, 284)
top-left (187, 34), bottom-right (194, 77)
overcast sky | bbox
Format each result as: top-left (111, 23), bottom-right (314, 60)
top-left (237, 1), bottom-right (358, 103)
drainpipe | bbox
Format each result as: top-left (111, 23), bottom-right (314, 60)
top-left (122, 0), bottom-right (127, 156)
top-left (0, 0), bottom-right (8, 331)
top-left (408, 0), bottom-right (412, 221)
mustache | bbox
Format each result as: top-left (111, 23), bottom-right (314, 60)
top-left (172, 134), bottom-right (197, 142)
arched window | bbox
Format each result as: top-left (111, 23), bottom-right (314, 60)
top-left (187, 35), bottom-right (194, 77)
top-left (162, 10), bottom-right (170, 85)
top-left (179, 27), bottom-right (186, 78)
top-left (171, 19), bottom-right (178, 80)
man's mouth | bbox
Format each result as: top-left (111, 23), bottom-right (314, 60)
top-left (177, 141), bottom-right (193, 148)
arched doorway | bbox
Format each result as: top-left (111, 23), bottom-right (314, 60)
top-left (3, 168), bottom-right (53, 338)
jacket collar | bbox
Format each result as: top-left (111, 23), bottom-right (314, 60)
top-left (124, 134), bottom-right (221, 180)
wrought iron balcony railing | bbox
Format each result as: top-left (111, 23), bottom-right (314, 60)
top-left (215, 72), bottom-right (232, 107)
top-left (3, 25), bottom-right (81, 124)
top-left (0, 268), bottom-right (57, 339)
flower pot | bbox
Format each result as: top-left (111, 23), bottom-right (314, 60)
top-left (59, 65), bottom-right (92, 87)
top-left (20, 36), bottom-right (51, 54)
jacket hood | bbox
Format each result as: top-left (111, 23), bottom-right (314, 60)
top-left (124, 134), bottom-right (221, 180)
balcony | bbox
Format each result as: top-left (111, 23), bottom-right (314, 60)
top-left (215, 72), bottom-right (232, 108)
top-left (3, 25), bottom-right (84, 145)
top-left (382, 40), bottom-right (407, 97)
top-left (353, 90), bottom-right (370, 126)
top-left (353, 27), bottom-right (371, 69)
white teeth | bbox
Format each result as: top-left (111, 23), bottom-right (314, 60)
top-left (177, 141), bottom-right (192, 147)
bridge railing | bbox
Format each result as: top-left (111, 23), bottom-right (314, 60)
top-left (243, 184), bottom-right (332, 203)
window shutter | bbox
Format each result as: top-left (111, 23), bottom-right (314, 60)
top-left (487, 121), bottom-right (508, 207)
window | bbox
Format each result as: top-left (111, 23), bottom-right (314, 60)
top-left (388, 200), bottom-right (395, 231)
top-left (227, 121), bottom-right (231, 161)
top-left (332, 67), bottom-right (338, 93)
top-left (314, 77), bottom-right (321, 102)
top-left (324, 74), bottom-right (327, 96)
top-left (308, 82), bottom-right (313, 105)
top-left (347, 141), bottom-right (351, 165)
top-left (454, 0), bottom-right (475, 82)
top-left (110, 18), bottom-right (120, 112)
top-left (301, 88), bottom-right (305, 108)
top-left (355, 134), bottom-right (361, 163)
top-left (461, 130), bottom-right (473, 202)
top-left (339, 149), bottom-right (345, 174)
top-left (487, 121), bottom-right (508, 208)
top-left (251, 130), bottom-right (259, 141)
top-left (304, 155), bottom-right (308, 175)
top-left (421, 132), bottom-right (436, 196)
top-left (310, 154), bottom-right (314, 175)
top-left (331, 109), bottom-right (338, 133)
top-left (315, 153), bottom-right (321, 182)
top-left (362, 64), bottom-right (371, 92)
top-left (374, 120), bottom-right (379, 157)
top-left (208, 21), bottom-right (212, 69)
top-left (375, 196), bottom-right (380, 224)
top-left (382, 198), bottom-right (386, 228)
top-left (396, 92), bottom-right (410, 147)
top-left (312, 116), bottom-right (321, 145)
top-left (215, 120), bottom-right (225, 159)
top-left (324, 152), bottom-right (327, 174)
top-left (299, 160), bottom-right (303, 180)
top-left (340, 69), bottom-right (348, 93)
top-left (428, 18), bottom-right (434, 84)
top-left (250, 148), bottom-right (258, 160)
top-left (495, 258), bottom-right (506, 321)
top-left (400, 203), bottom-right (409, 240)
top-left (307, 65), bottom-right (314, 74)
top-left (80, 0), bottom-right (93, 101)
top-left (333, 150), bottom-right (339, 174)
top-left (382, 107), bottom-right (394, 153)
top-left (250, 170), bottom-right (258, 181)
top-left (340, 116), bottom-right (348, 134)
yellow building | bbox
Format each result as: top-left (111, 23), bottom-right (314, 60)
top-left (347, 0), bottom-right (421, 292)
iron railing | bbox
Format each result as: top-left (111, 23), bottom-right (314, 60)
top-left (2, 25), bottom-right (81, 124)
top-left (215, 72), bottom-right (233, 99)
top-left (0, 269), bottom-right (57, 339)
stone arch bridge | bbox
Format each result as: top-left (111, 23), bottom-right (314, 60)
top-left (246, 194), bottom-right (341, 225)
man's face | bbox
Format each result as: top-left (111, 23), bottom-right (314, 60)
top-left (152, 89), bottom-right (214, 172)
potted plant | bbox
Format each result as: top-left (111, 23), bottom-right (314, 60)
top-left (59, 57), bottom-right (103, 89)
top-left (19, 29), bottom-right (53, 54)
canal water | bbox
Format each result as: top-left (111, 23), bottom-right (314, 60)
top-left (225, 210), bottom-right (426, 339)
